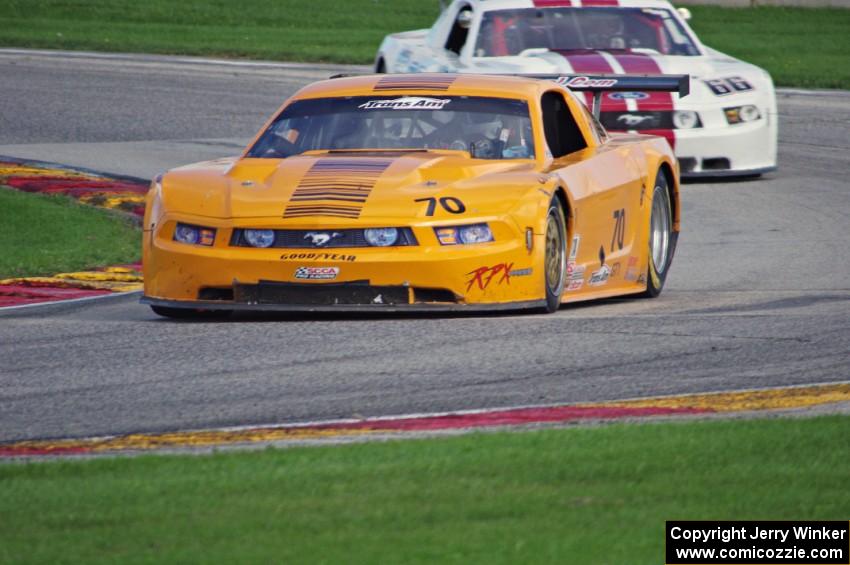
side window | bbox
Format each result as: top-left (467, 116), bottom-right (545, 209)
top-left (579, 103), bottom-right (610, 145)
top-left (540, 91), bottom-right (588, 158)
top-left (445, 6), bottom-right (473, 55)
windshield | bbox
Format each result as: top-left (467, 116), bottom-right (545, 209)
top-left (475, 7), bottom-right (700, 57)
top-left (247, 96), bottom-right (535, 160)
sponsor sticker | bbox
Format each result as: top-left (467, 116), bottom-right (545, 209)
top-left (509, 267), bottom-right (533, 277)
top-left (624, 256), bottom-right (640, 282)
top-left (569, 235), bottom-right (581, 261)
top-left (358, 97), bottom-right (451, 110)
top-left (294, 266), bottom-right (339, 280)
top-left (466, 263), bottom-right (513, 292)
top-left (566, 261), bottom-right (585, 291)
top-left (588, 265), bottom-right (611, 287)
top-left (608, 91), bottom-right (649, 101)
top-left (557, 76), bottom-right (619, 89)
top-left (281, 252), bottom-right (356, 262)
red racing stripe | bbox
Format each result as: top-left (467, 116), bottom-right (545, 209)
top-left (581, 0), bottom-right (620, 5)
top-left (550, 51), bottom-right (627, 114)
top-left (610, 53), bottom-right (676, 148)
top-left (532, 0), bottom-right (573, 6)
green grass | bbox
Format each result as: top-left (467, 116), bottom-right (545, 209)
top-left (0, 2), bottom-right (848, 87)
top-left (688, 6), bottom-right (850, 90)
top-left (1, 416), bottom-right (847, 564)
top-left (0, 188), bottom-right (140, 278)
top-left (0, 0), bottom-right (440, 65)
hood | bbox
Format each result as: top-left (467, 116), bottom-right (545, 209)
top-left (161, 152), bottom-right (540, 222)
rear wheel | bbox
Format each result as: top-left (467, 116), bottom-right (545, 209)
top-left (642, 174), bottom-right (676, 298)
top-left (542, 198), bottom-right (567, 313)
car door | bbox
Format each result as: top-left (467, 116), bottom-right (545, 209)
top-left (543, 90), bottom-right (644, 293)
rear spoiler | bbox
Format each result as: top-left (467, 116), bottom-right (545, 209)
top-left (522, 74), bottom-right (690, 117)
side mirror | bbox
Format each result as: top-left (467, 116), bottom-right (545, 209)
top-left (457, 9), bottom-right (474, 29)
top-left (677, 7), bottom-right (692, 21)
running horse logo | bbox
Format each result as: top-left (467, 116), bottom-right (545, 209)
top-left (304, 232), bottom-right (342, 247)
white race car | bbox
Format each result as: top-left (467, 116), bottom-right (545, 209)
top-left (375, 0), bottom-right (777, 178)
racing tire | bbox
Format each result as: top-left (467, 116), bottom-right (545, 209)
top-left (150, 305), bottom-right (231, 319)
top-left (375, 59), bottom-right (386, 73)
top-left (642, 173), bottom-right (677, 298)
top-left (542, 197), bottom-right (567, 313)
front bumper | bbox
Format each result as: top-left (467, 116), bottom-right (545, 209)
top-left (674, 114), bottom-right (777, 178)
top-left (143, 215), bottom-right (544, 309)
top-left (608, 106), bottom-right (778, 178)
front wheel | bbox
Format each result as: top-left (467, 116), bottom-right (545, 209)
top-left (642, 174), bottom-right (676, 297)
top-left (542, 198), bottom-right (567, 313)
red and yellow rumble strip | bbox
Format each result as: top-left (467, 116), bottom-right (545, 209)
top-left (0, 158), bottom-right (148, 307)
top-left (0, 158), bottom-right (148, 216)
top-left (3, 383), bottom-right (848, 457)
top-left (0, 264), bottom-right (143, 307)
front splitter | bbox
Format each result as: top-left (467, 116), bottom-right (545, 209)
top-left (140, 295), bottom-right (547, 313)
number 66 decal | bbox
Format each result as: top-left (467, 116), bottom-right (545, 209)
top-left (415, 197), bottom-right (466, 216)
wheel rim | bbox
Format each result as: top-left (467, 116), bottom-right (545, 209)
top-left (649, 186), bottom-right (671, 274)
top-left (545, 211), bottom-right (565, 293)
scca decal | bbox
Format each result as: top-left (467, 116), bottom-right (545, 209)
top-left (294, 266), bottom-right (339, 280)
top-left (281, 252), bottom-right (356, 262)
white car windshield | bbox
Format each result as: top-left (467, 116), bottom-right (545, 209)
top-left (475, 7), bottom-right (699, 57)
top-left (248, 96), bottom-right (535, 160)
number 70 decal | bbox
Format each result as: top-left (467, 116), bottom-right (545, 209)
top-left (611, 208), bottom-right (625, 252)
top-left (415, 197), bottom-right (466, 216)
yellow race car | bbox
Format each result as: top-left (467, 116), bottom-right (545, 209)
top-left (141, 73), bottom-right (685, 316)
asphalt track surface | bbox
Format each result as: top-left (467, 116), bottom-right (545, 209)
top-left (1, 50), bottom-right (848, 443)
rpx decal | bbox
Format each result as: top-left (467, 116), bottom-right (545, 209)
top-left (294, 266), bottom-right (340, 280)
top-left (704, 77), bottom-right (754, 96)
top-left (557, 76), bottom-right (618, 89)
top-left (281, 253), bottom-right (356, 262)
top-left (358, 97), bottom-right (450, 110)
top-left (588, 265), bottom-right (611, 287)
top-left (466, 263), bottom-right (513, 292)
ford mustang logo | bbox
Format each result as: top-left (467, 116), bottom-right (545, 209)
top-left (304, 232), bottom-right (342, 247)
top-left (617, 114), bottom-right (655, 127)
top-left (608, 91), bottom-right (649, 100)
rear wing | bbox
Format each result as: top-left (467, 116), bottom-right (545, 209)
top-left (522, 74), bottom-right (690, 117)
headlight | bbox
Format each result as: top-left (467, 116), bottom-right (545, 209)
top-left (173, 223), bottom-right (215, 246)
top-left (435, 223), bottom-right (494, 245)
top-left (724, 105), bottom-right (761, 124)
top-left (364, 227), bottom-right (399, 247)
top-left (243, 229), bottom-right (275, 248)
top-left (672, 110), bottom-right (701, 129)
